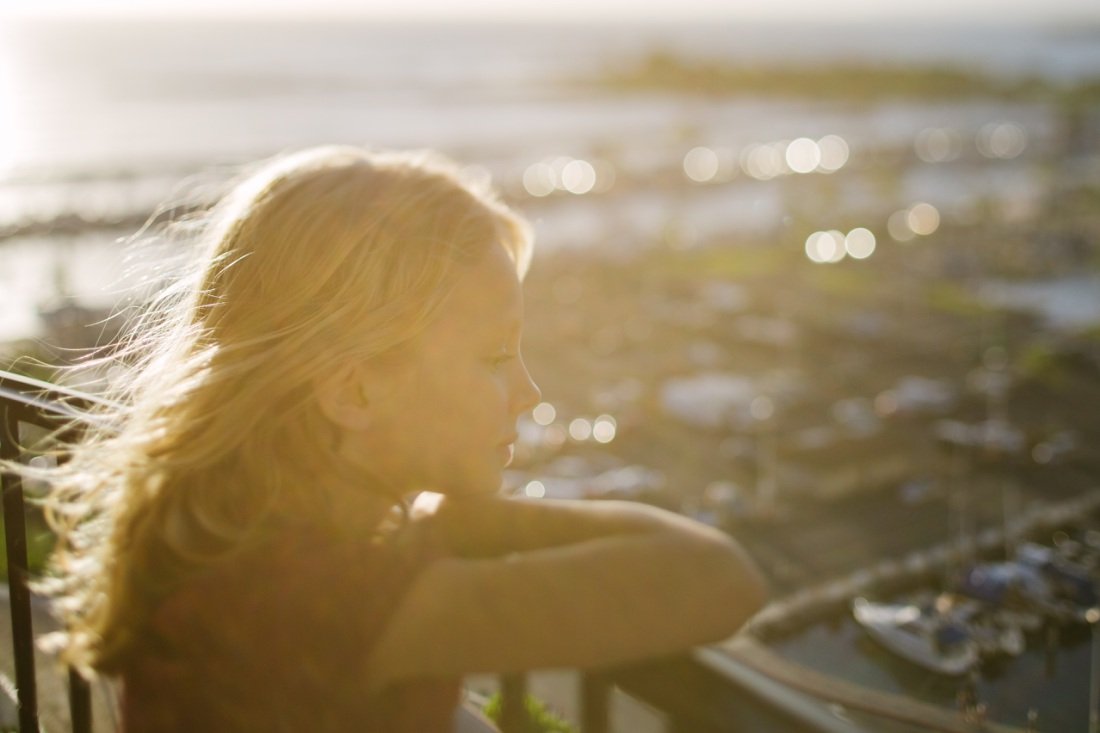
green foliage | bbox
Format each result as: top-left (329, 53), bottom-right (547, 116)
top-left (652, 245), bottom-right (786, 280)
top-left (596, 50), bottom-right (1093, 102)
top-left (806, 265), bottom-right (879, 299)
top-left (1014, 341), bottom-right (1093, 392)
top-left (481, 692), bottom-right (578, 733)
top-left (0, 510), bottom-right (55, 583)
top-left (1079, 323), bottom-right (1100, 344)
top-left (926, 283), bottom-right (990, 317)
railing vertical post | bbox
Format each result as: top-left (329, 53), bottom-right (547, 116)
top-left (580, 671), bottom-right (611, 733)
top-left (68, 668), bottom-right (92, 733)
top-left (499, 673), bottom-right (527, 733)
top-left (1, 405), bottom-right (40, 733)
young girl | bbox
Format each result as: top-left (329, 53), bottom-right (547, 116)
top-left (36, 146), bottom-right (767, 731)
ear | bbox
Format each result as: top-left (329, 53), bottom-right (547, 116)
top-left (313, 363), bottom-right (372, 431)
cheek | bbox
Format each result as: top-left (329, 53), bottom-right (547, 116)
top-left (414, 366), bottom-right (487, 428)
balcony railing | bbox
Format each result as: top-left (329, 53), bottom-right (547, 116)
top-left (2, 368), bottom-right (875, 733)
top-left (1, 369), bottom-right (107, 733)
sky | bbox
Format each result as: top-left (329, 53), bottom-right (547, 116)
top-left (1, 0), bottom-right (1098, 23)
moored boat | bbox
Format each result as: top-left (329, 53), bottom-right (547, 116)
top-left (852, 597), bottom-right (979, 676)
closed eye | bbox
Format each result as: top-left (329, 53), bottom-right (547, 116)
top-left (488, 352), bottom-right (518, 369)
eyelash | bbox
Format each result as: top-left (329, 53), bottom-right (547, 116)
top-left (489, 351), bottom-right (517, 369)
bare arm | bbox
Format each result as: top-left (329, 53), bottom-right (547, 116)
top-left (412, 492), bottom-right (732, 557)
top-left (364, 495), bottom-right (768, 691)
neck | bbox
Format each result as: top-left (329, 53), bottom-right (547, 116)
top-left (304, 459), bottom-right (407, 540)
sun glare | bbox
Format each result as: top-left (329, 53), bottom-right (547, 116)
top-left (0, 36), bottom-right (28, 177)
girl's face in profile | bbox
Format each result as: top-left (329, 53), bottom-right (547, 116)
top-left (349, 241), bottom-right (541, 497)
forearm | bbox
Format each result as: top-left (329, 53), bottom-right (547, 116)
top-left (417, 493), bottom-right (736, 559)
top-left (373, 508), bottom-right (770, 681)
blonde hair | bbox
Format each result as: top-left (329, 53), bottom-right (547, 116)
top-left (32, 146), bottom-right (532, 672)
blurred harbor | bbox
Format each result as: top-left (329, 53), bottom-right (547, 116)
top-left (2, 14), bottom-right (1100, 732)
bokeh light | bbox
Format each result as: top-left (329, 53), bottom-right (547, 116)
top-left (906, 202), bottom-right (940, 235)
top-left (805, 230), bottom-right (846, 264)
top-left (844, 227), bottom-right (876, 259)
top-left (750, 395), bottom-right (774, 421)
top-left (561, 158), bottom-right (597, 194)
top-left (785, 137), bottom-right (821, 174)
top-left (977, 122), bottom-right (1027, 160)
top-left (915, 127), bottom-right (961, 163)
top-left (532, 401), bottom-right (556, 426)
top-left (568, 417), bottom-right (593, 441)
top-left (592, 414), bottom-right (617, 443)
top-left (887, 209), bottom-right (916, 242)
top-left (683, 146), bottom-right (720, 183)
top-left (816, 135), bottom-right (850, 172)
top-left (523, 156), bottom-right (610, 196)
top-left (742, 143), bottom-right (785, 180)
top-left (522, 162), bottom-right (555, 197)
top-left (523, 480), bottom-right (546, 498)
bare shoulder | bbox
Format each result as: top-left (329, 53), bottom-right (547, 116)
top-left (363, 506), bottom-right (767, 691)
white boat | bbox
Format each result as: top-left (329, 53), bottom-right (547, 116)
top-left (940, 595), bottom-right (1026, 657)
top-left (852, 597), bottom-right (979, 676)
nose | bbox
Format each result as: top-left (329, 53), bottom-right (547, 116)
top-left (511, 358), bottom-right (541, 416)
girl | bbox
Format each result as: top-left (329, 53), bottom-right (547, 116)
top-left (34, 146), bottom-right (767, 731)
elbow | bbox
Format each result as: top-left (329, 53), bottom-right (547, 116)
top-left (738, 558), bottom-right (770, 624)
top-left (701, 536), bottom-right (770, 637)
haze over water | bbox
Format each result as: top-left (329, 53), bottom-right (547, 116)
top-left (1, 14), bottom-right (1100, 731)
top-left (1, 19), bottom-right (1098, 176)
top-left (0, 17), bottom-right (1097, 343)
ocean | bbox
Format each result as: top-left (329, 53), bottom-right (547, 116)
top-left (2, 19), bottom-right (1098, 176)
top-left (0, 18), bottom-right (1097, 341)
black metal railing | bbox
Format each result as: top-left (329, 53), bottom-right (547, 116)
top-left (1, 369), bottom-right (871, 733)
top-left (1, 369), bottom-right (103, 733)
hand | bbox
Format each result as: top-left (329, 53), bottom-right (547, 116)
top-left (409, 491), bottom-right (447, 522)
